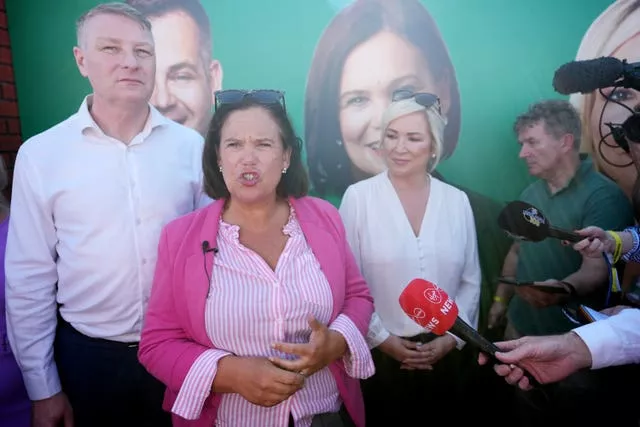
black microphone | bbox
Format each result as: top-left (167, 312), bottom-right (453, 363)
top-left (553, 56), bottom-right (640, 94)
top-left (497, 201), bottom-right (582, 243)
top-left (201, 240), bottom-right (218, 254)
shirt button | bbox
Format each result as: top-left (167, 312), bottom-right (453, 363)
top-left (136, 219), bottom-right (141, 225)
top-left (142, 259), bottom-right (147, 265)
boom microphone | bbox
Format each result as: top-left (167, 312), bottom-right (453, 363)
top-left (399, 278), bottom-right (539, 387)
top-left (552, 56), bottom-right (640, 94)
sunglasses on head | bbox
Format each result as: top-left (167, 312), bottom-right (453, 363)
top-left (214, 89), bottom-right (286, 111)
top-left (391, 90), bottom-right (441, 113)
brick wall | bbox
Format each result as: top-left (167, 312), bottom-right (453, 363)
top-left (0, 0), bottom-right (20, 201)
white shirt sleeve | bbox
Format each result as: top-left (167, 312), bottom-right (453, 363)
top-left (572, 308), bottom-right (640, 370)
top-left (192, 136), bottom-right (213, 209)
top-left (5, 148), bottom-right (62, 400)
top-left (449, 195), bottom-right (482, 349)
top-left (339, 186), bottom-right (390, 349)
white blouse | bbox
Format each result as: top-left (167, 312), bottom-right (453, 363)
top-left (339, 172), bottom-right (481, 348)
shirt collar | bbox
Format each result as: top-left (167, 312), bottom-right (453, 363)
top-left (75, 94), bottom-right (171, 139)
top-left (547, 153), bottom-right (593, 196)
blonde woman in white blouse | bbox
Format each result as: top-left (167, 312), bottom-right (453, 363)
top-left (339, 91), bottom-right (481, 425)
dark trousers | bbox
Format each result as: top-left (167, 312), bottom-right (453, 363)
top-left (361, 333), bottom-right (466, 426)
top-left (54, 319), bottom-right (171, 427)
top-left (287, 405), bottom-right (354, 427)
top-left (512, 365), bottom-right (640, 427)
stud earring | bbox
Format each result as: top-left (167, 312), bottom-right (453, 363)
top-left (282, 167), bottom-right (288, 174)
top-left (335, 139), bottom-right (343, 146)
top-left (218, 166), bottom-right (223, 172)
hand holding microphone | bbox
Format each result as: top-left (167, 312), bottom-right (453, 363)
top-left (477, 333), bottom-right (593, 391)
top-left (398, 279), bottom-right (541, 388)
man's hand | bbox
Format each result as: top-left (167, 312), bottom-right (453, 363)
top-left (32, 391), bottom-right (74, 427)
top-left (487, 300), bottom-right (508, 329)
top-left (270, 316), bottom-right (347, 377)
top-left (477, 333), bottom-right (592, 390)
top-left (573, 226), bottom-right (614, 258)
top-left (516, 279), bottom-right (570, 308)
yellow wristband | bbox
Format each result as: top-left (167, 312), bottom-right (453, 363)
top-left (493, 295), bottom-right (505, 303)
top-left (607, 231), bottom-right (623, 263)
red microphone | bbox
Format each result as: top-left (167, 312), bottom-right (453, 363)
top-left (399, 278), bottom-right (540, 387)
top-left (399, 278), bottom-right (500, 356)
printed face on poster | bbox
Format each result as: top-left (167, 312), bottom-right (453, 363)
top-left (7, 0), bottom-right (639, 204)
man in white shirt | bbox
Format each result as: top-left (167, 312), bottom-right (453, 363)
top-left (478, 307), bottom-right (640, 389)
top-left (5, 3), bottom-right (209, 427)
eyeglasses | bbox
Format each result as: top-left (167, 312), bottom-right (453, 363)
top-left (391, 90), bottom-right (441, 113)
top-left (214, 89), bottom-right (286, 111)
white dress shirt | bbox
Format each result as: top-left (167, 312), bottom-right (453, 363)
top-left (5, 95), bottom-right (210, 400)
top-left (339, 172), bottom-right (481, 348)
top-left (573, 308), bottom-right (640, 370)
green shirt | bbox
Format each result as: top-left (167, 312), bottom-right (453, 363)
top-left (508, 156), bottom-right (634, 336)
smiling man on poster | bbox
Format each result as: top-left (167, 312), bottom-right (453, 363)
top-left (127, 0), bottom-right (223, 136)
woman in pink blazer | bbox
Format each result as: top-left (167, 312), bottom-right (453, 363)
top-left (138, 90), bottom-right (375, 427)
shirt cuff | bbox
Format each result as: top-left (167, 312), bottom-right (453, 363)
top-left (572, 321), bottom-right (619, 370)
top-left (171, 349), bottom-right (232, 420)
top-left (366, 313), bottom-right (391, 349)
top-left (24, 362), bottom-right (62, 401)
top-left (329, 314), bottom-right (375, 379)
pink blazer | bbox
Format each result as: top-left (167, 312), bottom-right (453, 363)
top-left (138, 196), bottom-right (374, 427)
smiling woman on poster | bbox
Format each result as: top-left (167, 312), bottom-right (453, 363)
top-left (304, 0), bottom-right (511, 337)
top-left (305, 0), bottom-right (460, 201)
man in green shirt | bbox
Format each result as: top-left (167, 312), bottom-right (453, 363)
top-left (490, 100), bottom-right (634, 427)
top-left (492, 99), bottom-right (633, 338)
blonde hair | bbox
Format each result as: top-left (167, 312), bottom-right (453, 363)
top-left (380, 97), bottom-right (446, 172)
top-left (569, 0), bottom-right (640, 166)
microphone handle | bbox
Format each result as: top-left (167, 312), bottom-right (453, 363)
top-left (451, 317), bottom-right (541, 388)
top-left (548, 226), bottom-right (582, 243)
top-left (451, 317), bottom-right (500, 355)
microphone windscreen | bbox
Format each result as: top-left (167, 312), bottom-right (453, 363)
top-left (399, 279), bottom-right (458, 335)
top-left (497, 201), bottom-right (548, 242)
top-left (622, 114), bottom-right (640, 143)
top-left (553, 57), bottom-right (624, 95)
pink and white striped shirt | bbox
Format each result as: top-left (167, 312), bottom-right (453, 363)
top-left (171, 207), bottom-right (374, 426)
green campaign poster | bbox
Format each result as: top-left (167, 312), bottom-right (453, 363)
top-left (7, 0), bottom-right (628, 205)
top-left (8, 0), bottom-right (640, 334)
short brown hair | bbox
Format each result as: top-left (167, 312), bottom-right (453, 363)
top-left (125, 0), bottom-right (213, 62)
top-left (514, 100), bottom-right (582, 149)
top-left (76, 3), bottom-right (151, 47)
top-left (203, 100), bottom-right (309, 199)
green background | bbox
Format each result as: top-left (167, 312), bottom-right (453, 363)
top-left (6, 0), bottom-right (612, 202)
